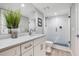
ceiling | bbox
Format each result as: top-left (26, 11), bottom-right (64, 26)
top-left (32, 3), bottom-right (72, 16)
top-left (0, 3), bottom-right (72, 17)
top-left (0, 3), bottom-right (36, 17)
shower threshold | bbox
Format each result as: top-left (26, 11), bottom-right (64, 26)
top-left (54, 43), bottom-right (69, 47)
top-left (52, 43), bottom-right (71, 52)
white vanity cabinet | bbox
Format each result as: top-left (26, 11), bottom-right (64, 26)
top-left (21, 41), bottom-right (33, 56)
top-left (21, 36), bottom-right (47, 56)
top-left (0, 35), bottom-right (47, 56)
top-left (0, 46), bottom-right (20, 56)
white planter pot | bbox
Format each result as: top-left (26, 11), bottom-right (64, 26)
top-left (11, 28), bottom-right (18, 38)
top-left (8, 29), bottom-right (12, 34)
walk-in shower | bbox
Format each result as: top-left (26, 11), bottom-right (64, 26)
top-left (46, 14), bottom-right (70, 47)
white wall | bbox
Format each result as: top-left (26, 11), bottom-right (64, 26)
top-left (46, 15), bottom-right (70, 45)
top-left (35, 11), bottom-right (44, 34)
top-left (28, 6), bottom-right (44, 34)
top-left (71, 3), bottom-right (79, 56)
top-left (0, 3), bottom-right (44, 35)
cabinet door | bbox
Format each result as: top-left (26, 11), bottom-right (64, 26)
top-left (22, 49), bottom-right (33, 56)
top-left (34, 44), bottom-right (41, 56)
top-left (40, 37), bottom-right (47, 56)
top-left (34, 37), bottom-right (47, 56)
top-left (21, 41), bottom-right (33, 55)
top-left (34, 43), bottom-right (46, 56)
top-left (0, 46), bottom-right (20, 56)
top-left (40, 42), bottom-right (46, 56)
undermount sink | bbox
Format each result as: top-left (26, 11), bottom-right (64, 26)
top-left (29, 34), bottom-right (37, 36)
top-left (29, 34), bottom-right (42, 36)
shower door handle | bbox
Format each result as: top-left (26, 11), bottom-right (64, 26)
top-left (77, 34), bottom-right (79, 38)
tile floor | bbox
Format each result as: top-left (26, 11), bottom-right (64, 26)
top-left (46, 48), bottom-right (71, 56)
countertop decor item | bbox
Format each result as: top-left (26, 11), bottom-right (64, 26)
top-left (4, 10), bottom-right (21, 38)
top-left (38, 18), bottom-right (42, 27)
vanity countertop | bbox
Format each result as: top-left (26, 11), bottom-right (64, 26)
top-left (0, 34), bottom-right (46, 51)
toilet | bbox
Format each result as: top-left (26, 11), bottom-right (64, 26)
top-left (45, 41), bottom-right (54, 54)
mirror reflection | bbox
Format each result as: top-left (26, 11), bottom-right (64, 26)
top-left (0, 8), bottom-right (29, 35)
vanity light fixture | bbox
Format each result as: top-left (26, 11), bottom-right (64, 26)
top-left (21, 3), bottom-right (25, 7)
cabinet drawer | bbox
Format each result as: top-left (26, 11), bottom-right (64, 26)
top-left (0, 46), bottom-right (20, 56)
top-left (34, 36), bottom-right (47, 46)
top-left (21, 41), bottom-right (33, 54)
top-left (42, 36), bottom-right (47, 41)
top-left (22, 49), bottom-right (33, 56)
top-left (34, 38), bottom-right (42, 46)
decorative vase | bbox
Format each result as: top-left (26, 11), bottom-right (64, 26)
top-left (11, 28), bottom-right (18, 38)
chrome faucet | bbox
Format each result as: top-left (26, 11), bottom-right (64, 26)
top-left (29, 29), bottom-right (33, 35)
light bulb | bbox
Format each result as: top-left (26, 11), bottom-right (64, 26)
top-left (21, 4), bottom-right (25, 7)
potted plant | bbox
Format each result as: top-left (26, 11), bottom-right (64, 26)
top-left (4, 10), bottom-right (21, 38)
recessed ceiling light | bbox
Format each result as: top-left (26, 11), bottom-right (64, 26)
top-left (21, 4), bottom-right (25, 7)
top-left (54, 12), bottom-right (57, 15)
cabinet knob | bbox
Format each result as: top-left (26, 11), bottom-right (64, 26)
top-left (77, 34), bottom-right (79, 38)
top-left (40, 44), bottom-right (43, 50)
